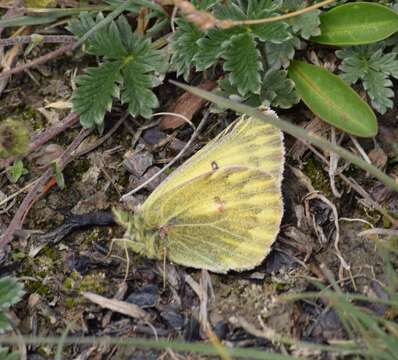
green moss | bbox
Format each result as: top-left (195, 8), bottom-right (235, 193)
top-left (303, 157), bottom-right (333, 198)
top-left (76, 272), bottom-right (106, 293)
top-left (0, 118), bottom-right (30, 158)
top-left (64, 296), bottom-right (78, 309)
top-left (25, 279), bottom-right (51, 296)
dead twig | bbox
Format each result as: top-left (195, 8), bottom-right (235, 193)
top-left (0, 42), bottom-right (75, 81)
top-left (359, 228), bottom-right (398, 237)
top-left (82, 291), bottom-right (150, 321)
top-left (0, 35), bottom-right (75, 47)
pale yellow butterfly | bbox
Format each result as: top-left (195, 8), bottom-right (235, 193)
top-left (114, 112), bottom-right (284, 273)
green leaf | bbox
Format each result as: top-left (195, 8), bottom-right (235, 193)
top-left (288, 9), bottom-right (321, 39)
top-left (265, 36), bottom-right (301, 69)
top-left (195, 28), bottom-right (239, 70)
top-left (7, 160), bottom-right (28, 183)
top-left (213, 1), bottom-right (246, 21)
top-left (52, 160), bottom-right (65, 189)
top-left (312, 2), bottom-right (398, 45)
top-left (0, 347), bottom-right (19, 360)
top-left (170, 19), bottom-right (203, 80)
top-left (336, 45), bottom-right (398, 114)
top-left (0, 277), bottom-right (24, 312)
top-left (70, 14), bottom-right (166, 127)
top-left (0, 313), bottom-right (11, 334)
top-left (251, 21), bottom-right (291, 43)
top-left (121, 64), bottom-right (159, 118)
top-left (261, 69), bottom-right (299, 108)
top-left (72, 61), bottom-right (122, 128)
top-left (222, 33), bottom-right (263, 96)
top-left (288, 60), bottom-right (377, 137)
top-left (68, 12), bottom-right (127, 59)
top-left (363, 69), bottom-right (394, 114)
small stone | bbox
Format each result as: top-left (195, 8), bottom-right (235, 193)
top-left (160, 308), bottom-right (185, 330)
top-left (123, 149), bottom-right (154, 177)
top-left (127, 284), bottom-right (158, 308)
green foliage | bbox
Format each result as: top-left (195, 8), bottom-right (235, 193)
top-left (169, 0), bottom-right (312, 109)
top-left (336, 44), bottom-right (398, 114)
top-left (0, 347), bottom-right (20, 360)
top-left (313, 2), bottom-right (398, 45)
top-left (0, 277), bottom-right (24, 334)
top-left (288, 60), bottom-right (377, 137)
top-left (7, 160), bottom-right (28, 183)
top-left (68, 13), bottom-right (166, 128)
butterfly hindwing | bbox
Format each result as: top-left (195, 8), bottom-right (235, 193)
top-left (141, 166), bottom-right (283, 273)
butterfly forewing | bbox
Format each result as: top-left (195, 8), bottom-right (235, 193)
top-left (142, 114), bottom-right (284, 211)
top-left (141, 166), bottom-right (283, 273)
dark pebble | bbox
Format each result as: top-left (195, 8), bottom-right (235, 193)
top-left (127, 284), bottom-right (158, 308)
top-left (160, 309), bottom-right (185, 330)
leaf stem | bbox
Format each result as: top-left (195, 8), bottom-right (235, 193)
top-left (170, 81), bottom-right (398, 194)
top-left (222, 0), bottom-right (335, 27)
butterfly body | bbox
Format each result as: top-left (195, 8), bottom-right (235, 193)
top-left (114, 113), bottom-right (285, 273)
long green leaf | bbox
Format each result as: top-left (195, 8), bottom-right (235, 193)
top-left (0, 14), bottom-right (60, 28)
top-left (288, 60), bottom-right (377, 137)
top-left (312, 2), bottom-right (398, 45)
top-left (168, 80), bottom-right (398, 193)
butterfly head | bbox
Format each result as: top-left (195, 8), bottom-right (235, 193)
top-left (113, 207), bottom-right (163, 260)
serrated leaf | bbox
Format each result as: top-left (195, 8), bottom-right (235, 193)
top-left (0, 277), bottom-right (24, 311)
top-left (121, 64), bottom-right (159, 118)
top-left (312, 2), bottom-right (398, 45)
top-left (288, 9), bottom-right (321, 39)
top-left (288, 60), bottom-right (377, 137)
top-left (213, 1), bottom-right (246, 20)
top-left (222, 33), bottom-right (263, 96)
top-left (244, 0), bottom-right (290, 43)
top-left (337, 45), bottom-right (398, 113)
top-left (265, 35), bottom-right (301, 69)
top-left (195, 27), bottom-right (239, 70)
top-left (170, 19), bottom-right (203, 80)
top-left (261, 69), bottom-right (299, 108)
top-left (68, 12), bottom-right (127, 59)
top-left (252, 21), bottom-right (291, 43)
top-left (72, 61), bottom-right (122, 128)
top-left (246, 0), bottom-right (283, 17)
top-left (363, 69), bottom-right (394, 114)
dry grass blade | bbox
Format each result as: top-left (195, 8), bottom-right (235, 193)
top-left (82, 291), bottom-right (150, 321)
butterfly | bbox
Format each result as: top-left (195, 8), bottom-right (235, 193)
top-left (114, 112), bottom-right (284, 273)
